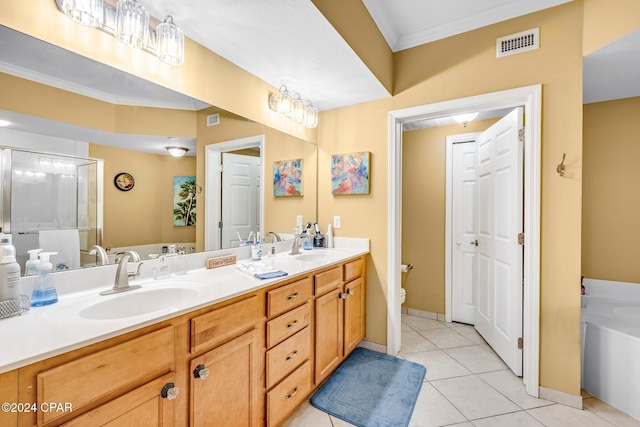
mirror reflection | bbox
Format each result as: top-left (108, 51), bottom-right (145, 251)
top-left (0, 26), bottom-right (317, 274)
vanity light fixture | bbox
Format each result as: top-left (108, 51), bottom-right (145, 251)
top-left (54, 0), bottom-right (184, 66)
top-left (166, 146), bottom-right (188, 157)
top-left (268, 85), bottom-right (318, 128)
top-left (59, 0), bottom-right (104, 28)
top-left (115, 0), bottom-right (149, 48)
top-left (452, 112), bottom-right (479, 127)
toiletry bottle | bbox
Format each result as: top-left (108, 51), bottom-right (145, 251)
top-left (25, 249), bottom-right (43, 276)
top-left (31, 252), bottom-right (59, 307)
top-left (326, 224), bottom-right (334, 248)
top-left (0, 237), bottom-right (21, 303)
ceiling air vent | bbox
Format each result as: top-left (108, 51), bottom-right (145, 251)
top-left (496, 28), bottom-right (539, 58)
top-left (206, 113), bottom-right (220, 126)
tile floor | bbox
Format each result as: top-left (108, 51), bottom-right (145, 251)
top-left (283, 313), bottom-right (640, 427)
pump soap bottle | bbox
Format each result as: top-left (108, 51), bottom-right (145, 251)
top-left (0, 236), bottom-right (21, 303)
top-left (25, 249), bottom-right (42, 276)
top-left (31, 252), bottom-right (59, 307)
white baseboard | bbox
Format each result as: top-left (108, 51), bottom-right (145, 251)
top-left (539, 386), bottom-right (583, 409)
top-left (406, 307), bottom-right (446, 322)
top-left (358, 340), bottom-right (387, 354)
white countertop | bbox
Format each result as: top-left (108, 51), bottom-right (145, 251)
top-left (0, 239), bottom-right (368, 374)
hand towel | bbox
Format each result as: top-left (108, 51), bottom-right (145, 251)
top-left (38, 229), bottom-right (80, 270)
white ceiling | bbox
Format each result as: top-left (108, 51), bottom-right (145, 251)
top-left (1, 0), bottom-right (639, 149)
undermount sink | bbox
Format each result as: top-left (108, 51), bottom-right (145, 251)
top-left (79, 287), bottom-right (199, 320)
top-left (294, 250), bottom-right (343, 263)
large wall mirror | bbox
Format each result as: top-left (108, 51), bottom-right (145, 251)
top-left (0, 25), bottom-right (317, 273)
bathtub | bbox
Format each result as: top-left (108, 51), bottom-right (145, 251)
top-left (581, 279), bottom-right (640, 421)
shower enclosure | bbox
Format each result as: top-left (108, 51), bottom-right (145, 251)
top-left (0, 147), bottom-right (103, 272)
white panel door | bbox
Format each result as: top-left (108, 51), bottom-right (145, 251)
top-left (474, 107), bottom-right (524, 376)
top-left (452, 141), bottom-right (477, 324)
top-left (221, 153), bottom-right (261, 248)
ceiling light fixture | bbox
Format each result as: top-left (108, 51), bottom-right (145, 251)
top-left (452, 112), bottom-right (479, 127)
top-left (54, 0), bottom-right (184, 66)
top-left (268, 85), bottom-right (318, 128)
top-left (0, 120), bottom-right (11, 127)
top-left (166, 146), bottom-right (188, 157)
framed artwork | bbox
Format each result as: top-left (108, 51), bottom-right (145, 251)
top-left (173, 176), bottom-right (197, 226)
top-left (273, 159), bottom-right (303, 197)
top-left (331, 151), bottom-right (370, 195)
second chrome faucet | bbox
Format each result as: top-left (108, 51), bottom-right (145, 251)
top-left (100, 251), bottom-right (143, 295)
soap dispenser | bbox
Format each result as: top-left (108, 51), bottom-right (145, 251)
top-left (31, 252), bottom-right (59, 307)
top-left (0, 236), bottom-right (21, 303)
top-left (25, 249), bottom-right (42, 276)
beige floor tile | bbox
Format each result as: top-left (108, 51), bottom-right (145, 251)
top-left (478, 370), bottom-right (553, 410)
top-left (404, 350), bottom-right (472, 381)
top-left (418, 328), bottom-right (475, 349)
top-left (408, 382), bottom-right (467, 427)
top-left (330, 415), bottom-right (357, 426)
top-left (444, 345), bottom-right (507, 373)
top-left (402, 315), bottom-right (448, 331)
top-left (281, 401), bottom-right (334, 427)
top-left (527, 403), bottom-right (615, 427)
top-left (402, 321), bottom-right (413, 332)
top-left (471, 411), bottom-right (545, 426)
top-left (431, 375), bottom-right (520, 420)
top-left (447, 325), bottom-right (487, 345)
top-left (583, 397), bottom-right (640, 427)
top-left (402, 330), bottom-right (438, 353)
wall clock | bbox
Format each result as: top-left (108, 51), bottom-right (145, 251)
top-left (114, 172), bottom-right (135, 191)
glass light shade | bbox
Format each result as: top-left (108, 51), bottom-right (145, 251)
top-left (0, 120), bottom-right (10, 127)
top-left (277, 85), bottom-right (293, 117)
top-left (303, 103), bottom-right (318, 128)
top-left (115, 0), bottom-right (149, 48)
top-left (292, 94), bottom-right (306, 124)
top-left (166, 146), bottom-right (188, 157)
top-left (452, 112), bottom-right (479, 124)
top-left (156, 16), bottom-right (184, 65)
top-left (60, 0), bottom-right (104, 27)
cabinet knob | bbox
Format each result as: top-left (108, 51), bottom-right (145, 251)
top-left (346, 288), bottom-right (354, 296)
top-left (193, 364), bottom-right (210, 380)
top-left (339, 292), bottom-right (347, 300)
top-left (161, 382), bottom-right (179, 400)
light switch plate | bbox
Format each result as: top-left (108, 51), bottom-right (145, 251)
top-left (333, 215), bottom-right (341, 229)
top-left (296, 215), bottom-right (303, 226)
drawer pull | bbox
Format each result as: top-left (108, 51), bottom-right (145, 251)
top-left (286, 292), bottom-right (299, 301)
top-left (161, 382), bottom-right (179, 400)
top-left (285, 350), bottom-right (299, 361)
top-left (193, 364), bottom-right (210, 380)
top-left (286, 386), bottom-right (299, 399)
top-left (285, 320), bottom-right (299, 329)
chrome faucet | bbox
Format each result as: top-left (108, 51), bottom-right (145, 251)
top-left (290, 233), bottom-right (311, 255)
top-left (100, 251), bottom-right (143, 295)
top-left (89, 245), bottom-right (109, 266)
top-left (265, 231), bottom-right (282, 243)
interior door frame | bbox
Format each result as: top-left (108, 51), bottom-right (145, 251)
top-left (445, 132), bottom-right (481, 324)
top-left (205, 135), bottom-right (265, 251)
top-left (388, 85), bottom-right (541, 396)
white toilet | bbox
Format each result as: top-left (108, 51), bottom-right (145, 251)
top-left (400, 287), bottom-right (406, 304)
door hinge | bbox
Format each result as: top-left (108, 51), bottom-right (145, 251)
top-left (218, 164), bottom-right (223, 172)
top-left (518, 128), bottom-right (525, 142)
top-left (517, 233), bottom-right (525, 245)
top-left (218, 221), bottom-right (223, 228)
top-left (518, 337), bottom-right (523, 350)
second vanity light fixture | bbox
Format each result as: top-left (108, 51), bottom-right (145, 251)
top-left (55, 0), bottom-right (185, 66)
top-left (268, 85), bottom-right (318, 128)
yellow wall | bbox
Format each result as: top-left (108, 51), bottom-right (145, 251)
top-left (583, 0), bottom-right (640, 55)
top-left (195, 109), bottom-right (317, 251)
top-left (318, 3), bottom-right (584, 395)
top-left (402, 119), bottom-right (497, 313)
top-left (582, 97), bottom-right (640, 282)
top-left (89, 144), bottom-right (196, 247)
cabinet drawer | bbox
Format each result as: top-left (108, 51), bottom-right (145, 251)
top-left (266, 302), bottom-right (311, 349)
top-left (266, 327), bottom-right (311, 389)
top-left (266, 360), bottom-right (312, 427)
top-left (267, 277), bottom-right (312, 318)
top-left (344, 257), bottom-right (364, 282)
top-left (191, 295), bottom-right (260, 353)
top-left (37, 327), bottom-right (174, 426)
top-left (314, 265), bottom-right (343, 296)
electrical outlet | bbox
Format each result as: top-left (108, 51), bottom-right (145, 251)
top-left (333, 215), bottom-right (341, 229)
top-left (296, 215), bottom-right (303, 226)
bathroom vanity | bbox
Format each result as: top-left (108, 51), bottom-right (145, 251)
top-left (0, 244), bottom-right (367, 426)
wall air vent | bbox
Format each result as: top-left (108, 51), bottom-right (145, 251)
top-left (496, 28), bottom-right (539, 58)
top-left (206, 113), bottom-right (220, 126)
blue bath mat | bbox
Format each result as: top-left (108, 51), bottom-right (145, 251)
top-left (310, 347), bottom-right (426, 427)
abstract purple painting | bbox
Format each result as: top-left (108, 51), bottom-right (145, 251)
top-left (331, 151), bottom-right (370, 195)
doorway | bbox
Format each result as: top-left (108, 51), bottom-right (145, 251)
top-left (388, 85), bottom-right (541, 396)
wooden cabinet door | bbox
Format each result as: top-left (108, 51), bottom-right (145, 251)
top-left (190, 329), bottom-right (261, 427)
top-left (343, 277), bottom-right (365, 356)
top-left (63, 372), bottom-right (177, 427)
top-left (314, 287), bottom-right (343, 385)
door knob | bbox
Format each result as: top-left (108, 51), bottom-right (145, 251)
top-left (470, 240), bottom-right (478, 246)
